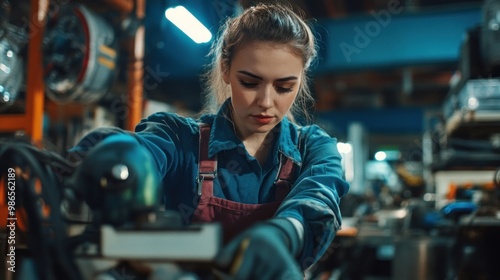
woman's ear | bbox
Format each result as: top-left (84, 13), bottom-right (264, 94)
top-left (221, 63), bottom-right (230, 84)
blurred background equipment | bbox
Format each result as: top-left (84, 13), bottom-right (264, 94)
top-left (0, 32), bottom-right (24, 111)
top-left (1, 136), bottom-right (221, 280)
top-left (481, 0), bottom-right (500, 75)
top-left (436, 0), bottom-right (500, 174)
top-left (0, 138), bottom-right (83, 280)
top-left (42, 3), bottom-right (118, 104)
top-left (0, 0), bottom-right (26, 112)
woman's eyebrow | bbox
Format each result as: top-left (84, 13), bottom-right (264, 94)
top-left (237, 70), bottom-right (298, 82)
top-left (237, 70), bottom-right (262, 80)
top-left (276, 76), bottom-right (298, 82)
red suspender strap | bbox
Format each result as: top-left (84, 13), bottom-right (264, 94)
top-left (275, 155), bottom-right (296, 201)
top-left (197, 123), bottom-right (217, 196)
top-left (274, 129), bottom-right (301, 201)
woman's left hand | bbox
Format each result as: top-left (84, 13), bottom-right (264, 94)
top-left (214, 219), bottom-right (303, 280)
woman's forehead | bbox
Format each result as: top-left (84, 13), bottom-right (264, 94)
top-left (230, 41), bottom-right (304, 76)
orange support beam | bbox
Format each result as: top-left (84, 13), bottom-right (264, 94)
top-left (25, 0), bottom-right (49, 145)
top-left (125, 0), bottom-right (145, 131)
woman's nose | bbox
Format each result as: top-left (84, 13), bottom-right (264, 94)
top-left (256, 85), bottom-right (273, 109)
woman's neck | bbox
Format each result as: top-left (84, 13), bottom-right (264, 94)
top-left (227, 108), bottom-right (276, 166)
top-left (242, 132), bottom-right (274, 166)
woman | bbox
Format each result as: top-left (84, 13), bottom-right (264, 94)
top-left (72, 3), bottom-right (349, 279)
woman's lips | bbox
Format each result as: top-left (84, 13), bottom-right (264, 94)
top-left (252, 115), bottom-right (273, 124)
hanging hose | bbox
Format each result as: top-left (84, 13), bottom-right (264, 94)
top-left (0, 139), bottom-right (83, 280)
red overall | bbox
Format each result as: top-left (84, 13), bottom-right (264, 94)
top-left (191, 124), bottom-right (297, 243)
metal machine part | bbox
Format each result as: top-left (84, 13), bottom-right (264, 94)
top-left (0, 1), bottom-right (10, 30)
top-left (0, 35), bottom-right (23, 111)
top-left (0, 0), bottom-right (24, 112)
top-left (100, 223), bottom-right (221, 261)
top-left (69, 134), bottom-right (161, 226)
top-left (481, 0), bottom-right (500, 74)
top-left (43, 4), bottom-right (117, 104)
top-left (494, 168), bottom-right (500, 188)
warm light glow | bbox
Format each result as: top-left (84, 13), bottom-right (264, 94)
top-left (165, 6), bottom-right (212, 44)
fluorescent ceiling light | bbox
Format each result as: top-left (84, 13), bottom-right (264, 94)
top-left (165, 5), bottom-right (212, 44)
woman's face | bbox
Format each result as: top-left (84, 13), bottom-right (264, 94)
top-left (223, 41), bottom-right (304, 140)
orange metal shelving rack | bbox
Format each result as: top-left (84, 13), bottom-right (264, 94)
top-left (0, 0), bottom-right (145, 145)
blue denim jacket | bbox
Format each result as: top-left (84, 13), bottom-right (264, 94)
top-left (71, 100), bottom-right (350, 267)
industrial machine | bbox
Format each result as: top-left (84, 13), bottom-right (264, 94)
top-left (0, 33), bottom-right (23, 111)
top-left (0, 136), bottom-right (221, 280)
top-left (443, 0), bottom-right (500, 135)
top-left (0, 0), bottom-right (25, 112)
top-left (42, 4), bottom-right (118, 104)
top-left (430, 1), bottom-right (500, 278)
top-left (435, 0), bottom-right (500, 172)
top-left (481, 0), bottom-right (500, 76)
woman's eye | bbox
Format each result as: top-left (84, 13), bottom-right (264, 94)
top-left (239, 80), bottom-right (258, 88)
top-left (276, 86), bottom-right (293, 93)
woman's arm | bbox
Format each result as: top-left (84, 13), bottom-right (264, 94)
top-left (214, 124), bottom-right (350, 278)
top-left (68, 112), bottom-right (199, 181)
top-left (275, 125), bottom-right (350, 269)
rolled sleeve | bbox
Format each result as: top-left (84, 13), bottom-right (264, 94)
top-left (133, 113), bottom-right (197, 178)
top-left (67, 126), bottom-right (135, 165)
top-left (68, 113), bottom-right (199, 182)
top-left (274, 125), bottom-right (350, 269)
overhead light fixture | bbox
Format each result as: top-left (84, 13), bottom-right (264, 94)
top-left (165, 5), bottom-right (212, 44)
